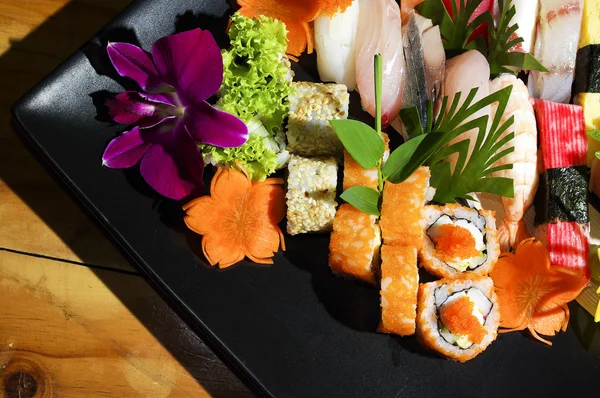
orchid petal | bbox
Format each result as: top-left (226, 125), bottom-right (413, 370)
top-left (107, 42), bottom-right (162, 91)
top-left (139, 123), bottom-right (204, 199)
top-left (151, 29), bottom-right (222, 105)
top-left (102, 127), bottom-right (152, 168)
top-left (183, 101), bottom-right (248, 148)
top-left (107, 92), bottom-right (158, 126)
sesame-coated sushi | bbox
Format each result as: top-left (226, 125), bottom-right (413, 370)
top-left (378, 245), bottom-right (419, 336)
top-left (420, 204), bottom-right (499, 278)
top-left (329, 204), bottom-right (381, 284)
top-left (379, 166), bottom-right (434, 248)
top-left (416, 274), bottom-right (500, 362)
top-left (286, 82), bottom-right (349, 157)
top-left (286, 155), bottom-right (338, 235)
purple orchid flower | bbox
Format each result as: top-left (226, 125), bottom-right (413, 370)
top-left (102, 29), bottom-right (248, 200)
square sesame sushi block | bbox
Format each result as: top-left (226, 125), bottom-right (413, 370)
top-left (378, 245), bottom-right (419, 336)
top-left (286, 82), bottom-right (349, 157)
top-left (379, 166), bottom-right (435, 249)
top-left (420, 204), bottom-right (500, 279)
top-left (286, 155), bottom-right (338, 235)
top-left (416, 274), bottom-right (500, 362)
top-left (328, 204), bottom-right (381, 285)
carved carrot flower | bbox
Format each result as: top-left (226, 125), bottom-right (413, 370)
top-left (183, 165), bottom-right (286, 268)
top-left (490, 238), bottom-right (588, 345)
top-left (102, 29), bottom-right (248, 200)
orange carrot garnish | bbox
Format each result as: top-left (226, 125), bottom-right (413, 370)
top-left (490, 238), bottom-right (588, 345)
top-left (237, 0), bottom-right (320, 58)
top-left (183, 165), bottom-right (286, 268)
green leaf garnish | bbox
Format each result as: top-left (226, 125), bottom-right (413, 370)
top-left (340, 186), bottom-right (381, 216)
top-left (587, 130), bottom-right (600, 142)
top-left (416, 0), bottom-right (486, 52)
top-left (330, 119), bottom-right (385, 169)
top-left (429, 85), bottom-right (516, 202)
top-left (485, 0), bottom-right (549, 76)
top-left (416, 0), bottom-right (548, 76)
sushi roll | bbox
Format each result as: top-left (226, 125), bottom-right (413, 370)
top-left (328, 204), bottom-right (381, 284)
top-left (286, 155), bottom-right (338, 235)
top-left (379, 166), bottom-right (435, 248)
top-left (286, 82), bottom-right (349, 157)
top-left (342, 133), bottom-right (390, 191)
top-left (378, 245), bottom-right (419, 336)
top-left (416, 274), bottom-right (500, 362)
top-left (420, 204), bottom-right (500, 279)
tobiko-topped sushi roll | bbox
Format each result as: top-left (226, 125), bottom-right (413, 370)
top-left (416, 274), bottom-right (500, 362)
top-left (420, 204), bottom-right (499, 279)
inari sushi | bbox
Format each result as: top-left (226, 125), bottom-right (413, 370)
top-left (416, 274), bottom-right (500, 362)
top-left (379, 166), bottom-right (434, 248)
top-left (420, 204), bottom-right (499, 278)
top-left (378, 245), bottom-right (419, 336)
top-left (329, 204), bottom-right (381, 284)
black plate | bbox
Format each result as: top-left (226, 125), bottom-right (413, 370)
top-left (12, 0), bottom-right (600, 396)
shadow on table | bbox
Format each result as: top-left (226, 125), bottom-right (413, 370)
top-left (1, 1), bottom-right (253, 397)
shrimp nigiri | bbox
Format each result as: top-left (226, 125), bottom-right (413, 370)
top-left (489, 74), bottom-right (538, 251)
top-left (355, 0), bottom-right (405, 127)
top-left (443, 50), bottom-right (491, 170)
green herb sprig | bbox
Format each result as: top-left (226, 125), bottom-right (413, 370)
top-left (330, 55), bottom-right (516, 215)
top-left (416, 0), bottom-right (548, 76)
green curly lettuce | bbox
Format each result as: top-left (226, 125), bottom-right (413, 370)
top-left (218, 13), bottom-right (292, 135)
top-left (199, 117), bottom-right (289, 181)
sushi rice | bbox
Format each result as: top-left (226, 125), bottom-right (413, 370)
top-left (416, 274), bottom-right (500, 362)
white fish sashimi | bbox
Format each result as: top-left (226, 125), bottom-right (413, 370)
top-left (443, 50), bottom-right (491, 170)
top-left (355, 0), bottom-right (405, 127)
top-left (489, 74), bottom-right (538, 251)
top-left (508, 0), bottom-right (539, 54)
top-left (528, 0), bottom-right (583, 103)
top-left (315, 0), bottom-right (360, 91)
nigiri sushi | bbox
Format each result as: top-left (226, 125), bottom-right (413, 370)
top-left (443, 50), bottom-right (491, 170)
top-left (314, 0), bottom-right (360, 91)
top-left (402, 12), bottom-right (428, 130)
top-left (355, 0), bottom-right (405, 127)
top-left (504, 0), bottom-right (539, 54)
top-left (489, 75), bottom-right (538, 251)
top-left (528, 0), bottom-right (583, 103)
top-left (422, 25), bottom-right (445, 113)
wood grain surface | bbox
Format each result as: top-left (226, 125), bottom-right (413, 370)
top-left (0, 1), bottom-right (252, 396)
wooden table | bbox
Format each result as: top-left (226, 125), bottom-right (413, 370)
top-left (0, 1), bottom-right (252, 396)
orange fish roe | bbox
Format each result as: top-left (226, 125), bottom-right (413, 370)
top-left (432, 224), bottom-right (479, 262)
top-left (439, 296), bottom-right (486, 344)
top-left (318, 0), bottom-right (353, 17)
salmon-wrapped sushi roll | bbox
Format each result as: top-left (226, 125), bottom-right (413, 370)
top-left (329, 204), bottom-right (381, 284)
top-left (416, 274), bottom-right (500, 362)
top-left (420, 204), bottom-right (499, 278)
top-left (379, 166), bottom-right (434, 248)
top-left (378, 245), bottom-right (419, 336)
